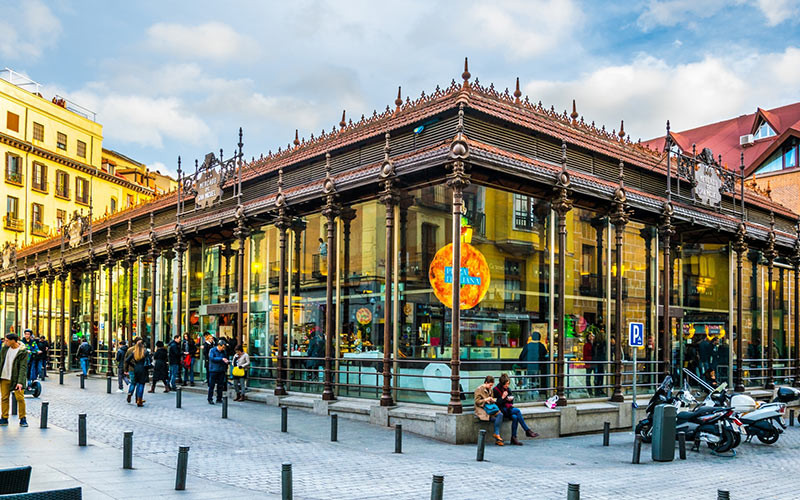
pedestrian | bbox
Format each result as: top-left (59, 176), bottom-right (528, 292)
top-left (149, 341), bottom-right (170, 393)
top-left (168, 334), bottom-right (182, 390)
top-left (583, 331), bottom-right (595, 396)
top-left (232, 345), bottom-right (250, 401)
top-left (493, 373), bottom-right (538, 445)
top-left (182, 333), bottom-right (197, 386)
top-left (306, 330), bottom-right (324, 381)
top-left (38, 336), bottom-right (49, 379)
top-left (0, 333), bottom-right (28, 427)
top-left (474, 375), bottom-right (504, 446)
top-left (21, 329), bottom-right (40, 383)
top-left (128, 338), bottom-right (150, 407)
top-left (77, 336), bottom-right (93, 377)
top-left (207, 339), bottom-right (229, 404)
top-left (115, 340), bottom-right (129, 392)
top-left (202, 332), bottom-right (216, 383)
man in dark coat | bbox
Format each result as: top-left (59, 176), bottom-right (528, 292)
top-left (168, 334), bottom-right (182, 390)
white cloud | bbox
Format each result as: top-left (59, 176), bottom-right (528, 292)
top-left (756, 0), bottom-right (800, 26)
top-left (145, 22), bottom-right (257, 61)
top-left (0, 0), bottom-right (62, 60)
top-left (637, 0), bottom-right (729, 31)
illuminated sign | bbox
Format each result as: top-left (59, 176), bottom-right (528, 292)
top-left (428, 227), bottom-right (490, 310)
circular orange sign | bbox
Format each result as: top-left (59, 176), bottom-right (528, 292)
top-left (356, 307), bottom-right (372, 325)
top-left (428, 243), bottom-right (490, 309)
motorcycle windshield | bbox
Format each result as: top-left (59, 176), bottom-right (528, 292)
top-left (658, 376), bottom-right (673, 395)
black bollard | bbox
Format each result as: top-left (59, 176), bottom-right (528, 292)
top-left (123, 432), bottom-right (133, 470)
top-left (78, 414), bottom-right (87, 446)
top-left (107, 376), bottom-right (112, 394)
top-left (430, 474), bottom-right (444, 500)
top-left (602, 421), bottom-right (610, 446)
top-left (790, 409), bottom-right (795, 427)
top-left (281, 462), bottom-right (292, 500)
top-left (395, 424), bottom-right (403, 454)
top-left (567, 483), bottom-right (580, 500)
top-left (632, 435), bottom-right (642, 464)
top-left (330, 414), bottom-right (338, 442)
top-left (175, 446), bottom-right (189, 490)
top-left (11, 394), bottom-right (17, 415)
top-left (717, 490), bottom-right (730, 500)
top-left (40, 401), bottom-right (48, 429)
top-left (80, 374), bottom-right (85, 389)
top-left (176, 387), bottom-right (182, 408)
top-left (281, 406), bottom-right (288, 433)
top-left (678, 432), bottom-right (687, 460)
top-left (222, 396), bottom-right (228, 419)
top-left (59, 369), bottom-right (64, 385)
top-left (476, 429), bottom-right (487, 462)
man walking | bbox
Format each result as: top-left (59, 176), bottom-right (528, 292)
top-left (202, 332), bottom-right (215, 383)
top-left (115, 340), bottom-right (129, 392)
top-left (0, 333), bottom-right (28, 427)
top-left (207, 339), bottom-right (229, 404)
top-left (182, 333), bottom-right (197, 386)
top-left (37, 335), bottom-right (49, 379)
top-left (168, 334), bottom-right (182, 391)
top-left (77, 336), bottom-right (93, 377)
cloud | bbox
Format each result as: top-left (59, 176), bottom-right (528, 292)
top-left (0, 0), bottom-right (62, 60)
top-left (145, 22), bottom-right (257, 61)
top-left (636, 0), bottom-right (729, 31)
top-left (756, 0), bottom-right (800, 26)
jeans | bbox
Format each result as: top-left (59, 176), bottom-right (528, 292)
top-left (233, 376), bottom-right (246, 395)
top-left (39, 359), bottom-right (47, 379)
top-left (508, 408), bottom-right (531, 437)
top-left (118, 366), bottom-right (129, 390)
top-left (134, 383), bottom-right (145, 400)
top-left (184, 358), bottom-right (195, 383)
top-left (0, 380), bottom-right (25, 419)
top-left (585, 364), bottom-right (596, 393)
top-left (79, 357), bottom-right (89, 376)
top-left (208, 371), bottom-right (225, 402)
top-left (128, 376), bottom-right (136, 396)
top-left (28, 359), bottom-right (39, 384)
top-left (169, 364), bottom-right (180, 389)
top-left (491, 411), bottom-right (504, 435)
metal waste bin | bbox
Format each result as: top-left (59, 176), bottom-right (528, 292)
top-left (651, 404), bottom-right (676, 462)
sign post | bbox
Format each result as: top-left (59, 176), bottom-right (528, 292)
top-left (628, 322), bottom-right (644, 431)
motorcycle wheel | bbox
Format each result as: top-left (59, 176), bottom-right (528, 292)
top-left (708, 429), bottom-right (735, 453)
top-left (635, 420), bottom-right (652, 444)
top-left (730, 429), bottom-right (741, 449)
top-left (757, 430), bottom-right (780, 445)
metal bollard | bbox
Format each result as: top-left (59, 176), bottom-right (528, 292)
top-left (281, 406), bottom-right (288, 433)
top-left (176, 387), bottom-right (182, 408)
top-left (78, 414), bottom-right (87, 446)
top-left (790, 409), bottom-right (795, 427)
top-left (80, 374), bottom-right (85, 389)
top-left (40, 401), bottom-right (48, 429)
top-left (281, 462), bottom-right (292, 500)
top-left (59, 369), bottom-right (64, 385)
top-left (430, 474), bottom-right (444, 500)
top-left (602, 421), bottom-right (610, 446)
top-left (175, 446), bottom-right (189, 490)
top-left (678, 432), bottom-right (687, 460)
top-left (107, 376), bottom-right (112, 394)
top-left (632, 435), bottom-right (642, 464)
top-left (330, 414), bottom-right (338, 442)
top-left (567, 483), bottom-right (580, 500)
top-left (123, 432), bottom-right (133, 470)
top-left (395, 424), bottom-right (403, 454)
top-left (717, 490), bottom-right (730, 500)
top-left (11, 394), bottom-right (17, 415)
top-left (222, 396), bottom-right (228, 419)
top-left (476, 429), bottom-right (487, 462)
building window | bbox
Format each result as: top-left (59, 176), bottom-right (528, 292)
top-left (76, 177), bottom-right (89, 204)
top-left (56, 170), bottom-right (69, 198)
top-left (504, 259), bottom-right (524, 312)
top-left (4, 196), bottom-right (21, 232)
top-left (76, 140), bottom-right (86, 158)
top-left (513, 194), bottom-right (538, 230)
top-left (32, 122), bottom-right (44, 141)
top-left (127, 194), bottom-right (134, 207)
top-left (57, 132), bottom-right (67, 151)
top-left (110, 197), bottom-right (117, 213)
top-left (56, 209), bottom-right (66, 232)
top-left (5, 153), bottom-right (22, 185)
top-left (32, 162), bottom-right (47, 192)
top-left (754, 121), bottom-right (776, 140)
top-left (6, 112), bottom-right (19, 132)
top-left (31, 203), bottom-right (47, 237)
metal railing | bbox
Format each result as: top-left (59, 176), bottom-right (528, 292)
top-left (4, 215), bottom-right (23, 231)
top-left (31, 221), bottom-right (49, 237)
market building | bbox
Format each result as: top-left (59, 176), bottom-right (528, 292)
top-left (1, 62), bottom-right (798, 439)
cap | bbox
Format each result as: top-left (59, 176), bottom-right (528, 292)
top-left (217, 339), bottom-right (227, 346)
top-left (5, 333), bottom-right (19, 341)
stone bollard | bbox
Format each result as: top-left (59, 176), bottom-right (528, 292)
top-left (281, 462), bottom-right (292, 500)
top-left (281, 406), bottom-right (288, 433)
top-left (790, 409), bottom-right (795, 427)
top-left (678, 432), bottom-right (687, 460)
top-left (395, 424), bottom-right (403, 454)
top-left (123, 432), bottom-right (133, 470)
top-left (175, 446), bottom-right (189, 490)
top-left (78, 414), bottom-right (87, 446)
top-left (106, 376), bottom-right (112, 394)
top-left (59, 369), bottom-right (64, 385)
top-left (476, 429), bottom-right (487, 462)
top-left (330, 414), bottom-right (338, 442)
top-left (40, 401), bottom-right (48, 429)
top-left (430, 474), bottom-right (444, 500)
top-left (632, 435), bottom-right (642, 464)
top-left (222, 396), bottom-right (228, 419)
top-left (567, 483), bottom-right (580, 500)
top-left (602, 421), bottom-right (610, 446)
top-left (80, 373), bottom-right (85, 389)
top-left (717, 489), bottom-right (730, 500)
top-left (176, 387), bottom-right (182, 408)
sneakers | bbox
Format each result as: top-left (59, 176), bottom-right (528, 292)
top-left (0, 418), bottom-right (8, 426)
top-left (116, 389), bottom-right (124, 393)
top-left (19, 418), bottom-right (28, 427)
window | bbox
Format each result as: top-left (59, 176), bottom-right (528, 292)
top-left (56, 209), bottom-right (66, 231)
top-left (504, 260), bottom-right (524, 312)
top-left (6, 112), bottom-right (19, 132)
top-left (31, 203), bottom-right (43, 223)
top-left (76, 140), bottom-right (86, 158)
top-left (31, 203), bottom-right (47, 237)
top-left (513, 194), bottom-right (539, 230)
top-left (32, 162), bottom-right (47, 192)
top-left (110, 197), bottom-right (117, 213)
top-left (4, 196), bottom-right (21, 232)
top-left (127, 194), bottom-right (134, 207)
top-left (754, 121), bottom-right (776, 140)
top-left (56, 170), bottom-right (69, 198)
top-left (75, 177), bottom-right (89, 204)
top-left (57, 132), bottom-right (67, 151)
top-left (32, 122), bottom-right (44, 141)
top-left (5, 153), bottom-right (22, 184)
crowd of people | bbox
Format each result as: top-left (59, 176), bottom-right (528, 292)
top-left (474, 374), bottom-right (539, 446)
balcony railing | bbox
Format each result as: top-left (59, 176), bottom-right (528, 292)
top-left (32, 180), bottom-right (48, 192)
top-left (31, 221), bottom-right (49, 237)
top-left (5, 168), bottom-right (22, 185)
top-left (3, 215), bottom-right (23, 232)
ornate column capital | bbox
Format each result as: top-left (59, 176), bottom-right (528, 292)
top-left (765, 212), bottom-right (778, 265)
top-left (551, 139), bottom-right (572, 216)
top-left (733, 222), bottom-right (749, 255)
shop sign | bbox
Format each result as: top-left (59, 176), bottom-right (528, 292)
top-left (429, 237), bottom-right (490, 310)
top-left (195, 168), bottom-right (222, 209)
top-left (356, 307), bottom-right (372, 325)
top-left (693, 161), bottom-right (722, 207)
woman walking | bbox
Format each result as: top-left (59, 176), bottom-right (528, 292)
top-left (129, 339), bottom-right (150, 407)
top-left (232, 345), bottom-right (250, 401)
top-left (149, 341), bottom-right (170, 393)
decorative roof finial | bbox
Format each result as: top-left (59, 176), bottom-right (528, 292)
top-left (293, 129), bottom-right (300, 147)
top-left (618, 158), bottom-right (625, 188)
top-left (384, 132), bottom-right (391, 159)
top-left (561, 139), bottom-right (568, 174)
top-left (395, 86), bottom-right (402, 111)
top-left (278, 167), bottom-right (284, 193)
top-left (513, 77), bottom-right (521, 103)
top-left (618, 120), bottom-right (625, 139)
top-left (339, 110), bottom-right (346, 129)
top-left (462, 57), bottom-right (471, 89)
top-left (570, 100), bottom-right (578, 122)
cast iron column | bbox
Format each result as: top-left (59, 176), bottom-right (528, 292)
top-left (321, 155), bottom-right (339, 401)
top-left (379, 133), bottom-right (398, 407)
top-left (793, 221), bottom-right (800, 388)
top-left (340, 207), bottom-right (356, 334)
top-left (59, 268), bottom-right (67, 372)
top-left (106, 227), bottom-right (115, 378)
top-left (275, 212), bottom-right (290, 396)
top-left (88, 258), bottom-right (97, 373)
top-left (765, 213), bottom-right (778, 389)
top-left (173, 228), bottom-right (186, 345)
top-left (222, 242), bottom-right (233, 301)
top-left (733, 222), bottom-right (748, 392)
top-left (660, 202), bottom-right (675, 378)
top-left (551, 140), bottom-right (573, 407)
top-left (33, 272), bottom-right (40, 337)
top-left (234, 206), bottom-right (249, 349)
top-left (127, 257), bottom-right (135, 342)
top-left (609, 160), bottom-right (629, 403)
top-left (149, 213), bottom-right (159, 350)
top-left (46, 273), bottom-right (53, 343)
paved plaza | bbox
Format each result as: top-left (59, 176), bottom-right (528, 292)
top-left (1, 375), bottom-right (797, 499)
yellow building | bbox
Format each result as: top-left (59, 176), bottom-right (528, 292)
top-left (0, 69), bottom-right (155, 248)
top-left (103, 148), bottom-right (177, 196)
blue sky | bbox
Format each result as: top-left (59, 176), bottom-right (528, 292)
top-left (2, 0), bottom-right (799, 177)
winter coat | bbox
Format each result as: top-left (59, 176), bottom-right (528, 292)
top-left (168, 340), bottom-right (182, 365)
top-left (473, 385), bottom-right (496, 421)
top-left (0, 344), bottom-right (28, 387)
top-left (152, 347), bottom-right (169, 381)
top-left (208, 347), bottom-right (228, 373)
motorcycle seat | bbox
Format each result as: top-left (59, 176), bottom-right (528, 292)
top-left (678, 406), bottom-right (719, 420)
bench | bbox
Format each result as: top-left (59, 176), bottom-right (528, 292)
top-left (0, 467), bottom-right (31, 495)
top-left (0, 487), bottom-right (81, 500)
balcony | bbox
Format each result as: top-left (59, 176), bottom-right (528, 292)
top-left (4, 215), bottom-right (23, 232)
top-left (5, 169), bottom-right (22, 186)
top-left (464, 211), bottom-right (486, 237)
top-left (31, 221), bottom-right (50, 237)
top-left (32, 180), bottom-right (48, 193)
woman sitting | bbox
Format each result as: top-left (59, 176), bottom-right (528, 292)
top-left (474, 375), bottom-right (504, 446)
top-left (493, 373), bottom-right (538, 445)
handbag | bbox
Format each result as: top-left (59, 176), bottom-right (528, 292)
top-left (232, 366), bottom-right (245, 377)
top-left (182, 353), bottom-right (192, 369)
top-left (483, 402), bottom-right (500, 415)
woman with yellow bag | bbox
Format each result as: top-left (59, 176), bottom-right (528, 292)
top-left (232, 345), bottom-right (250, 402)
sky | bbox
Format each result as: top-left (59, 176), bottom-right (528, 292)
top-left (2, 0), bottom-right (799, 177)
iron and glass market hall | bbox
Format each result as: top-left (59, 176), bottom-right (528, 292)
top-left (3, 62), bottom-right (799, 429)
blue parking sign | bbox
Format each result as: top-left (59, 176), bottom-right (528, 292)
top-left (628, 322), bottom-right (644, 347)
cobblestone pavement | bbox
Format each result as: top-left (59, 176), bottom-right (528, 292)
top-left (2, 374), bottom-right (798, 499)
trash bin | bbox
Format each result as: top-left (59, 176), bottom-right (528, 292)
top-left (651, 404), bottom-right (676, 462)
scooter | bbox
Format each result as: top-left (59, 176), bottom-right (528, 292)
top-left (25, 377), bottom-right (42, 398)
